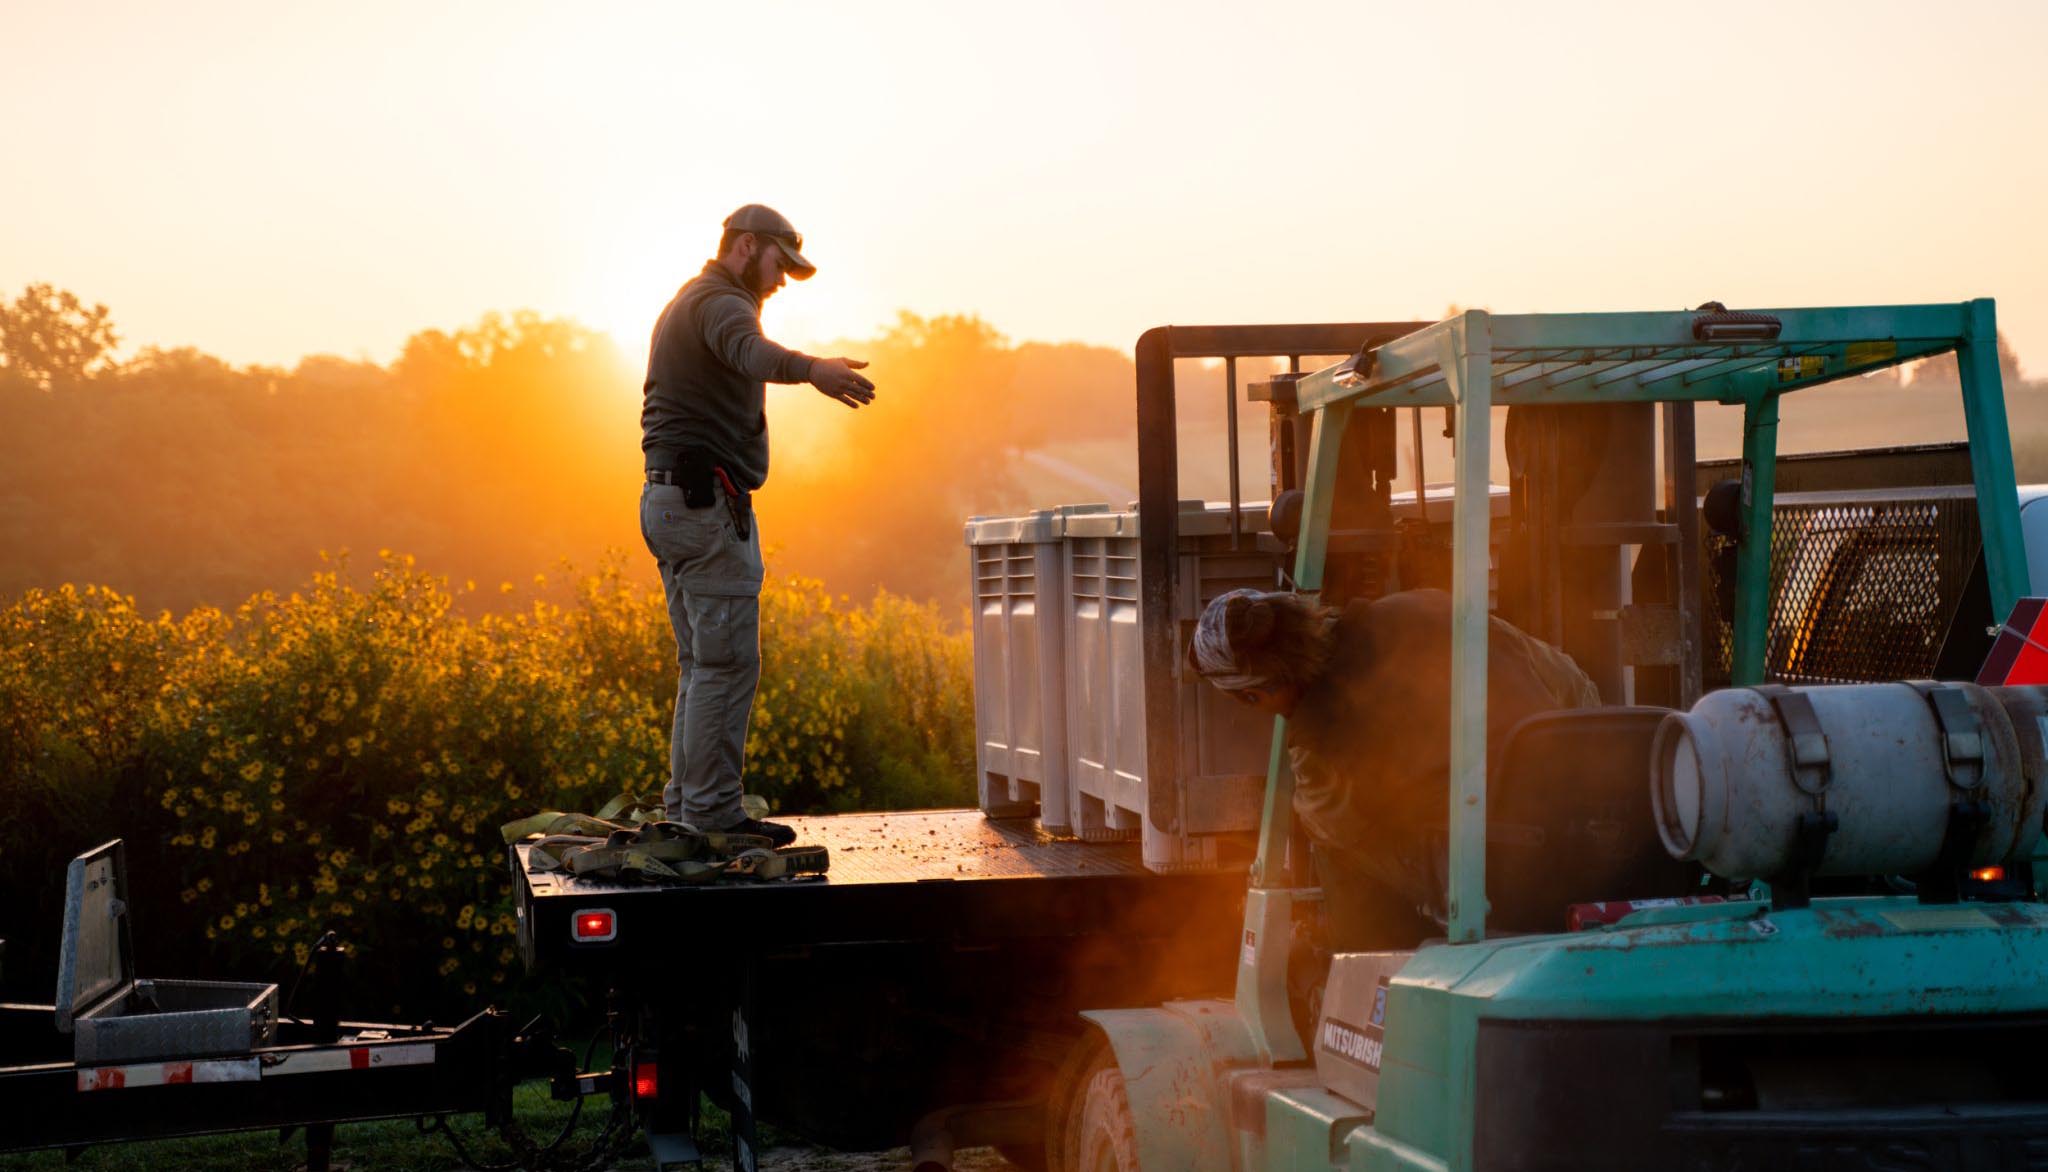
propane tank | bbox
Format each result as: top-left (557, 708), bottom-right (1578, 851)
top-left (1651, 682), bottom-right (2047, 883)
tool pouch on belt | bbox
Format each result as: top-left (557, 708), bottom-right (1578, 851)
top-left (713, 467), bottom-right (753, 541)
top-left (675, 449), bottom-right (718, 509)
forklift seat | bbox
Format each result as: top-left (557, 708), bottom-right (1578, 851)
top-left (1485, 706), bottom-right (1703, 933)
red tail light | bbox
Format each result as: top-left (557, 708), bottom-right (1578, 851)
top-left (634, 1062), bottom-right (658, 1100)
top-left (571, 909), bottom-right (617, 943)
top-left (1971, 866), bottom-right (2006, 884)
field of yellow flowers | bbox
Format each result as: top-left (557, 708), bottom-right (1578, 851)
top-left (0, 553), bottom-right (973, 1016)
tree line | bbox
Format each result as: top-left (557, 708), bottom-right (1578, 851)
top-left (2, 282), bottom-right (2040, 617)
top-left (0, 285), bottom-right (1146, 615)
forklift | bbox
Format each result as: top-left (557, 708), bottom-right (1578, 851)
top-left (1054, 300), bottom-right (2048, 1170)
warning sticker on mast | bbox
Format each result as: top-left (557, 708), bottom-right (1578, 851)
top-left (1977, 598), bottom-right (2048, 685)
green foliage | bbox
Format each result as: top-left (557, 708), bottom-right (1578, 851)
top-left (0, 555), bottom-right (973, 1015)
top-left (0, 1076), bottom-right (747, 1169)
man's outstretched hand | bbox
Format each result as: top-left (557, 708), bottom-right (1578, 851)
top-left (809, 357), bottom-right (875, 408)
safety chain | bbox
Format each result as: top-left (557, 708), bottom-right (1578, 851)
top-left (426, 1021), bottom-right (642, 1172)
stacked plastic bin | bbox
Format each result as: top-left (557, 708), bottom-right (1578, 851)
top-left (1063, 503), bottom-right (1280, 871)
top-left (965, 507), bottom-right (1091, 834)
top-left (965, 502), bottom-right (1282, 871)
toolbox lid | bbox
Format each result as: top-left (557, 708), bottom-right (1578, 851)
top-left (54, 840), bottom-right (133, 1032)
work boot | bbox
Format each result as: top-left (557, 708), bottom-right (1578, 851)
top-left (722, 816), bottom-right (797, 848)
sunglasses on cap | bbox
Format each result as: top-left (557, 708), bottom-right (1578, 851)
top-left (750, 228), bottom-right (802, 252)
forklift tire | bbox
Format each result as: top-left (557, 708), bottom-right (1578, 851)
top-left (1069, 1060), bottom-right (1140, 1172)
top-left (1042, 1027), bottom-right (1109, 1172)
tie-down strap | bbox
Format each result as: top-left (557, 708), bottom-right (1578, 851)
top-left (1751, 684), bottom-right (1833, 800)
top-left (1903, 679), bottom-right (1986, 791)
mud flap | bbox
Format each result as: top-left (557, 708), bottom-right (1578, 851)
top-left (1080, 1001), bottom-right (1258, 1170)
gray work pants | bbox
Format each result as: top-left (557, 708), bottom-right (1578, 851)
top-left (639, 479), bottom-right (764, 828)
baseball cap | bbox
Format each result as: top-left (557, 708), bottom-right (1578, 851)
top-left (723, 204), bottom-right (816, 280)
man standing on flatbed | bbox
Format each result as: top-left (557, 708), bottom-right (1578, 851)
top-left (640, 204), bottom-right (876, 845)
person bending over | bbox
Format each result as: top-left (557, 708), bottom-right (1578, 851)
top-left (1188, 587), bottom-right (1597, 943)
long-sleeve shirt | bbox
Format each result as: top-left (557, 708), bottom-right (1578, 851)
top-left (1286, 589), bottom-right (1599, 931)
top-left (640, 261), bottom-right (816, 491)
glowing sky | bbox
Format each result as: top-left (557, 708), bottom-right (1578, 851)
top-left (4, 0), bottom-right (2046, 376)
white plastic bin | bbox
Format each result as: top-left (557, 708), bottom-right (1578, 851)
top-left (964, 507), bottom-right (1103, 833)
top-left (1064, 502), bottom-right (1281, 871)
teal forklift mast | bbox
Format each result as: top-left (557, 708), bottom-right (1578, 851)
top-left (1088, 300), bottom-right (2048, 1172)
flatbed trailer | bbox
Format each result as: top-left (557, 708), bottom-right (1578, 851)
top-left (0, 848), bottom-right (575, 1169)
top-left (512, 808), bottom-right (1246, 1163)
top-left (0, 1006), bottom-right (558, 1156)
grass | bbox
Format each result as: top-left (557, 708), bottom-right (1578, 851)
top-left (0, 1078), bottom-right (774, 1171)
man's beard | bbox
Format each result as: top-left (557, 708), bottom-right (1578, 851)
top-left (742, 251), bottom-right (775, 299)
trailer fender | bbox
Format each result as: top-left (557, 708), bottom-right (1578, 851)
top-left (1080, 1001), bottom-right (1257, 1171)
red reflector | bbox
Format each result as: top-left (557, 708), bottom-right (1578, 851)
top-left (634, 1062), bottom-right (658, 1100)
top-left (1566, 896), bottom-right (1726, 931)
top-left (571, 909), bottom-right (617, 943)
top-left (1971, 866), bottom-right (2006, 884)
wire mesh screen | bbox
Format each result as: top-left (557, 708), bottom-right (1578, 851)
top-left (1703, 490), bottom-right (1983, 688)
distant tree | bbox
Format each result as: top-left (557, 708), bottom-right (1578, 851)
top-left (0, 283), bottom-right (119, 392)
top-left (1999, 330), bottom-right (2027, 387)
top-left (1905, 330), bottom-right (2031, 392)
top-left (113, 345), bottom-right (246, 394)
